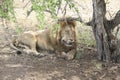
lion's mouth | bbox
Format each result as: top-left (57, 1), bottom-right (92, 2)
top-left (62, 40), bottom-right (73, 47)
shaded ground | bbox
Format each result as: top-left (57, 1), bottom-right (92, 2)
top-left (0, 24), bottom-right (120, 80)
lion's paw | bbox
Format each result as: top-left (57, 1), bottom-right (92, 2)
top-left (60, 52), bottom-right (74, 60)
top-left (65, 54), bottom-right (74, 60)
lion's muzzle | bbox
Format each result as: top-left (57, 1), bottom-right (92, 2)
top-left (61, 39), bottom-right (75, 47)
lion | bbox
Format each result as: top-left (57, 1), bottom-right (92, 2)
top-left (11, 17), bottom-right (77, 60)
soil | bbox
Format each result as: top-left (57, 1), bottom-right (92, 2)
top-left (0, 25), bottom-right (120, 80)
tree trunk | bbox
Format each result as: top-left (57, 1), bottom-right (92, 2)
top-left (92, 0), bottom-right (120, 62)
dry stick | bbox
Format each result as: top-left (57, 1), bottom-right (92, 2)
top-left (62, 1), bottom-right (68, 17)
top-left (23, 0), bottom-right (31, 9)
top-left (45, 10), bottom-right (57, 16)
top-left (115, 26), bottom-right (120, 37)
top-left (107, 11), bottom-right (115, 19)
top-left (27, 8), bottom-right (33, 17)
top-left (73, 6), bottom-right (83, 23)
top-left (57, 0), bottom-right (62, 15)
top-left (23, 0), bottom-right (32, 17)
top-left (108, 10), bottom-right (120, 30)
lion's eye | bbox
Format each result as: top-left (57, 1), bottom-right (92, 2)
top-left (71, 32), bottom-right (74, 36)
top-left (65, 30), bottom-right (68, 33)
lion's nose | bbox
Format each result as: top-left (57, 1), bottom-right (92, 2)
top-left (69, 39), bottom-right (74, 43)
top-left (62, 39), bottom-right (65, 42)
top-left (68, 39), bottom-right (74, 45)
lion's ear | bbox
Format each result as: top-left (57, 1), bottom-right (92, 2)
top-left (68, 20), bottom-right (76, 28)
top-left (58, 21), bottom-right (66, 28)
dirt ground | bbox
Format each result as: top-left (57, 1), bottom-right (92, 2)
top-left (0, 23), bottom-right (120, 80)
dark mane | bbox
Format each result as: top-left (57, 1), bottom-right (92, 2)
top-left (58, 17), bottom-right (76, 27)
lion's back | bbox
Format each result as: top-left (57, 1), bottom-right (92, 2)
top-left (36, 28), bottom-right (57, 51)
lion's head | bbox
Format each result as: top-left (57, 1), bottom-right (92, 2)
top-left (58, 17), bottom-right (76, 47)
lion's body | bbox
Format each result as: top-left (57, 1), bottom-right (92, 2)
top-left (12, 17), bottom-right (77, 60)
top-left (36, 29), bottom-right (57, 51)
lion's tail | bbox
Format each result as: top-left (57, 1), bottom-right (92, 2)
top-left (10, 43), bottom-right (23, 54)
top-left (10, 35), bottom-right (23, 54)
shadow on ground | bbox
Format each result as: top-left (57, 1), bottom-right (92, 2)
top-left (0, 26), bottom-right (120, 80)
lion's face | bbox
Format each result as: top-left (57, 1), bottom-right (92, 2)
top-left (60, 24), bottom-right (76, 47)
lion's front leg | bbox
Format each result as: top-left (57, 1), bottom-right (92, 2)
top-left (55, 49), bottom-right (76, 60)
top-left (65, 49), bottom-right (76, 60)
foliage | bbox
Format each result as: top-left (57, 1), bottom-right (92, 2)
top-left (31, 0), bottom-right (78, 29)
top-left (31, 0), bottom-right (95, 46)
top-left (78, 24), bottom-right (96, 47)
top-left (79, 31), bottom-right (96, 46)
top-left (31, 0), bottom-right (58, 15)
top-left (31, 0), bottom-right (59, 29)
top-left (0, 0), bottom-right (15, 21)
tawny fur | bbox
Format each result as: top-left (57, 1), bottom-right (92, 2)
top-left (12, 17), bottom-right (77, 60)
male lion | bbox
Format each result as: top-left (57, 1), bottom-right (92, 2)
top-left (11, 17), bottom-right (77, 60)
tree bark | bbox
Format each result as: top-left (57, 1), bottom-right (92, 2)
top-left (92, 0), bottom-right (110, 62)
top-left (106, 10), bottom-right (120, 30)
top-left (91, 0), bottom-right (120, 62)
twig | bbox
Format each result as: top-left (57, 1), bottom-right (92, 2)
top-left (23, 0), bottom-right (31, 9)
top-left (56, 0), bottom-right (62, 15)
top-left (27, 8), bottom-right (33, 17)
top-left (45, 10), bottom-right (57, 16)
top-left (115, 26), bottom-right (120, 37)
top-left (62, 1), bottom-right (68, 17)
top-left (107, 10), bottom-right (115, 19)
top-left (73, 6), bottom-right (82, 23)
top-left (107, 10), bottom-right (120, 30)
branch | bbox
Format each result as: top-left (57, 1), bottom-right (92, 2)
top-left (45, 10), bottom-right (57, 16)
top-left (62, 1), bottom-right (68, 16)
top-left (57, 0), bottom-right (62, 15)
top-left (73, 6), bottom-right (93, 26)
top-left (107, 10), bottom-right (120, 30)
top-left (27, 8), bottom-right (33, 17)
top-left (23, 0), bottom-right (31, 9)
top-left (64, 1), bottom-right (93, 26)
top-left (73, 7), bottom-right (82, 22)
top-left (27, 9), bottom-right (57, 17)
top-left (86, 20), bottom-right (93, 26)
